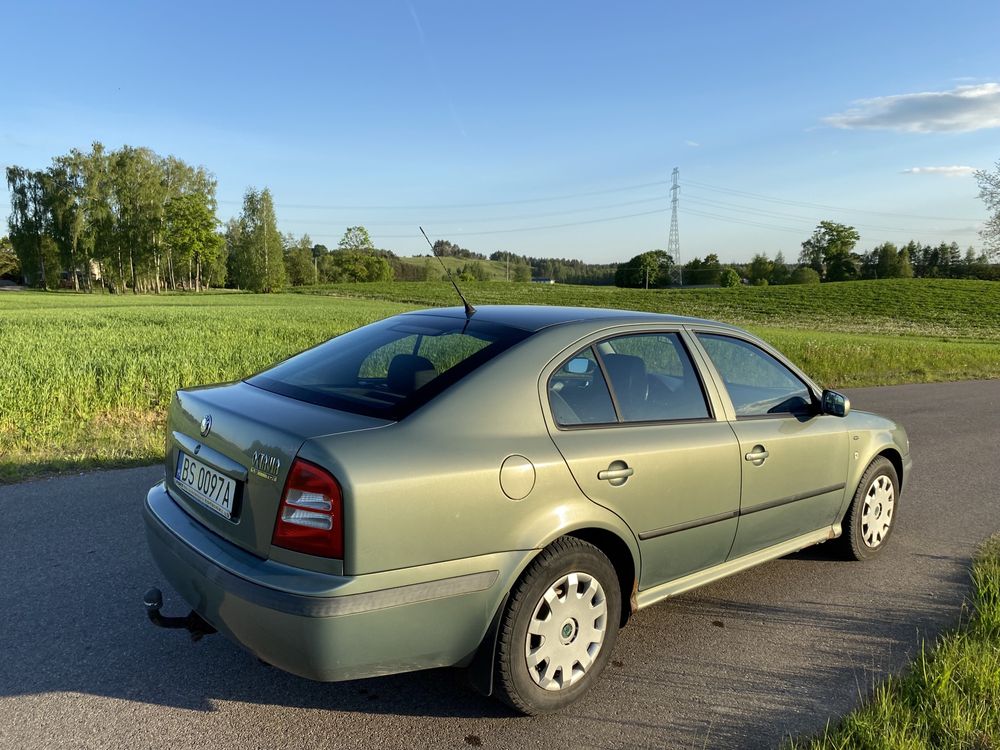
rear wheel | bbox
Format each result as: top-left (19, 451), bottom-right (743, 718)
top-left (839, 456), bottom-right (899, 561)
top-left (494, 537), bottom-right (621, 715)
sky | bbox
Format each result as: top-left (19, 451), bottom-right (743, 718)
top-left (2, 0), bottom-right (998, 263)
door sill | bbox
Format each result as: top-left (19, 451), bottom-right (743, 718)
top-left (635, 524), bottom-right (841, 610)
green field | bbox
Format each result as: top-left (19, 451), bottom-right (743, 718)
top-left (2, 278), bottom-right (999, 483)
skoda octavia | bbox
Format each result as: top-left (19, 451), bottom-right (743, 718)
top-left (144, 305), bottom-right (910, 714)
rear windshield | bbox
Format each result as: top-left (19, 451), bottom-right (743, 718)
top-left (247, 313), bottom-right (532, 419)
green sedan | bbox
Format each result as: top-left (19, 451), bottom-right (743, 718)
top-left (144, 305), bottom-right (911, 714)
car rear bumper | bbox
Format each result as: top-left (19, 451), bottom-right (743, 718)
top-left (144, 481), bottom-right (527, 682)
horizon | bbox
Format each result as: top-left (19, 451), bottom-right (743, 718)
top-left (2, 1), bottom-right (997, 264)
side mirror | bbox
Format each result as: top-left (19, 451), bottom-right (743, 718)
top-left (821, 389), bottom-right (850, 418)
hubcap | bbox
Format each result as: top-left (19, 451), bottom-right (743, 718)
top-left (861, 474), bottom-right (895, 548)
top-left (525, 572), bottom-right (607, 691)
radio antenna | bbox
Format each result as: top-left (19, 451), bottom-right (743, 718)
top-left (420, 226), bottom-right (476, 318)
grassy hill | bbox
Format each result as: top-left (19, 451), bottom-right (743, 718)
top-left (299, 278), bottom-right (1000, 341)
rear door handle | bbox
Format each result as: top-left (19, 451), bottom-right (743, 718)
top-left (598, 461), bottom-right (634, 486)
top-left (745, 445), bottom-right (769, 463)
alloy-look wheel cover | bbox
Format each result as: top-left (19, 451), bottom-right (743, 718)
top-left (524, 571), bottom-right (608, 691)
top-left (861, 474), bottom-right (895, 548)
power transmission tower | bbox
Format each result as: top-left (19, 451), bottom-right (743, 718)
top-left (667, 167), bottom-right (682, 285)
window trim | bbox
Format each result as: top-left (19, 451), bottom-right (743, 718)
top-left (690, 329), bottom-right (822, 422)
top-left (546, 330), bottom-right (716, 430)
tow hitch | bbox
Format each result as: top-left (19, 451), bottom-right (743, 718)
top-left (143, 588), bottom-right (217, 642)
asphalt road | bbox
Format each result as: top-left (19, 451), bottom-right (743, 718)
top-left (2, 380), bottom-right (998, 750)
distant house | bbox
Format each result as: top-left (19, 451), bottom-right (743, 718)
top-left (531, 277), bottom-right (556, 284)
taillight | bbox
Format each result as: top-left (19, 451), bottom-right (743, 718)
top-left (272, 458), bottom-right (344, 559)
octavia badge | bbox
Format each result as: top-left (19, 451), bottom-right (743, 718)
top-left (199, 414), bottom-right (213, 437)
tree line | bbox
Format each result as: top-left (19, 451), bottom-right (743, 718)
top-left (7, 143), bottom-right (221, 292)
top-left (6, 148), bottom-right (999, 292)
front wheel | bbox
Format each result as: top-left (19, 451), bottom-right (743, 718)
top-left (494, 537), bottom-right (621, 715)
top-left (839, 456), bottom-right (899, 561)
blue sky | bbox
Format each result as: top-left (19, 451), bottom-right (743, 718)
top-left (2, 1), bottom-right (998, 263)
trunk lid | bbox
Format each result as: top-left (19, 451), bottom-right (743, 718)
top-left (164, 381), bottom-right (390, 558)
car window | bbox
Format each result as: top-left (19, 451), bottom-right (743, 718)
top-left (697, 333), bottom-right (813, 417)
top-left (249, 315), bottom-right (531, 420)
top-left (548, 348), bottom-right (617, 426)
top-left (600, 333), bottom-right (710, 422)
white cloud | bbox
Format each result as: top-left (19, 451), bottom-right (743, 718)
top-left (685, 140), bottom-right (700, 147)
top-left (824, 83), bottom-right (1000, 133)
top-left (902, 165), bottom-right (977, 176)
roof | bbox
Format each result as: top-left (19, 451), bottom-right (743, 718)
top-left (403, 304), bottom-right (727, 332)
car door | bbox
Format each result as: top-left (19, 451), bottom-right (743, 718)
top-left (691, 330), bottom-right (850, 559)
top-left (544, 330), bottom-right (741, 589)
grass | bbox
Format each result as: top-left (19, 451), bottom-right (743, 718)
top-left (0, 292), bottom-right (416, 482)
top-left (789, 535), bottom-right (1000, 749)
top-left (298, 278), bottom-right (1000, 340)
top-left (2, 278), bottom-right (1000, 483)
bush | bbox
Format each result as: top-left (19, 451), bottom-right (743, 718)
top-left (719, 268), bottom-right (741, 287)
top-left (790, 267), bottom-right (821, 285)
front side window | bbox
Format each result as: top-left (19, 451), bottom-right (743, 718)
top-left (249, 314), bottom-right (530, 419)
top-left (598, 333), bottom-right (710, 422)
top-left (697, 333), bottom-right (813, 417)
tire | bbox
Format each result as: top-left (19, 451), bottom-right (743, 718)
top-left (838, 456), bottom-right (899, 561)
top-left (494, 536), bottom-right (621, 715)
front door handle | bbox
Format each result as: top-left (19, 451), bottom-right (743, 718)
top-left (598, 460), bottom-right (634, 486)
top-left (745, 445), bottom-right (769, 464)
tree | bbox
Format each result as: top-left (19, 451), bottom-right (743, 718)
top-left (747, 253), bottom-right (773, 285)
top-left (338, 226), bottom-right (373, 253)
top-left (615, 250), bottom-right (673, 288)
top-left (164, 191), bottom-right (222, 291)
top-left (975, 160), bottom-right (1000, 258)
top-left (790, 266), bottom-right (821, 284)
top-left (6, 166), bottom-right (55, 288)
top-left (0, 236), bottom-right (20, 279)
top-left (45, 153), bottom-right (89, 290)
top-left (284, 234), bottom-right (317, 286)
top-left (322, 251), bottom-right (392, 282)
top-left (770, 251), bottom-right (790, 285)
top-left (228, 187), bottom-right (286, 292)
top-left (799, 221), bottom-right (860, 281)
top-left (719, 268), bottom-right (741, 287)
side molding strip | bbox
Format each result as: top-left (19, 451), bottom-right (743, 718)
top-left (637, 484), bottom-right (846, 541)
top-left (639, 510), bottom-right (739, 541)
top-left (739, 483), bottom-right (846, 517)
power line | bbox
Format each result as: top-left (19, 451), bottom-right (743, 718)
top-left (218, 179), bottom-right (671, 211)
top-left (684, 179), bottom-right (983, 222)
top-left (681, 194), bottom-right (973, 236)
top-left (275, 194), bottom-right (668, 227)
top-left (305, 207), bottom-right (670, 240)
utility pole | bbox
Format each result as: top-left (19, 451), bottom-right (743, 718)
top-left (667, 167), bottom-right (682, 286)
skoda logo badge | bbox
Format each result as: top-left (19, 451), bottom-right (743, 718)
top-left (199, 414), bottom-right (213, 437)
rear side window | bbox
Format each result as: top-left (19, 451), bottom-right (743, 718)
top-left (599, 333), bottom-right (710, 422)
top-left (697, 333), bottom-right (812, 417)
top-left (548, 348), bottom-right (617, 426)
top-left (250, 314), bottom-right (530, 419)
top-left (548, 333), bottom-right (710, 427)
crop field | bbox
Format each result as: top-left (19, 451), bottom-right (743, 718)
top-left (0, 293), bottom-right (415, 482)
top-left (302, 278), bottom-right (1000, 341)
top-left (2, 278), bottom-right (999, 483)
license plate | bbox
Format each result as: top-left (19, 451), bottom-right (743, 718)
top-left (175, 452), bottom-right (237, 519)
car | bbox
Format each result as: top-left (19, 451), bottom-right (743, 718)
top-left (143, 304), bottom-right (911, 714)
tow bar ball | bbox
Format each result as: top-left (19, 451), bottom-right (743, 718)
top-left (143, 588), bottom-right (217, 642)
